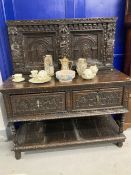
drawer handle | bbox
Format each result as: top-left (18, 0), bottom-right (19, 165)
top-left (96, 94), bottom-right (100, 103)
top-left (36, 100), bottom-right (40, 108)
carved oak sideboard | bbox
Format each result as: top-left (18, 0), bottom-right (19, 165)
top-left (0, 18), bottom-right (131, 159)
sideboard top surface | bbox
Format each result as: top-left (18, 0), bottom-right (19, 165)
top-left (0, 70), bottom-right (131, 93)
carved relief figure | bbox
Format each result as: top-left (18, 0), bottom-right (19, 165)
top-left (73, 35), bottom-right (99, 65)
top-left (25, 36), bottom-right (54, 64)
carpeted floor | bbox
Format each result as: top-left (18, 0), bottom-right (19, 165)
top-left (0, 129), bottom-right (131, 175)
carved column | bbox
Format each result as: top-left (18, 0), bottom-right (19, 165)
top-left (9, 122), bottom-right (21, 159)
top-left (119, 114), bottom-right (125, 134)
top-left (58, 24), bottom-right (70, 58)
top-left (115, 114), bottom-right (125, 147)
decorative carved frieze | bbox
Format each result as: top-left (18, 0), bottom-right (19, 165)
top-left (7, 18), bottom-right (116, 73)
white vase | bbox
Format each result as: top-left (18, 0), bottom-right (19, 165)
top-left (44, 55), bottom-right (54, 76)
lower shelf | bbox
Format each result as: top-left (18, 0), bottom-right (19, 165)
top-left (14, 116), bottom-right (126, 151)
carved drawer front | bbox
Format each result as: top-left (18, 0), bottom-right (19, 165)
top-left (72, 88), bottom-right (123, 111)
top-left (11, 92), bottom-right (66, 115)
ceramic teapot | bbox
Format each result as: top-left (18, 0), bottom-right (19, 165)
top-left (76, 58), bottom-right (87, 76)
top-left (82, 68), bottom-right (95, 80)
top-left (90, 65), bottom-right (98, 75)
top-left (59, 56), bottom-right (73, 70)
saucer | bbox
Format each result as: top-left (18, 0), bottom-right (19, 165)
top-left (12, 78), bottom-right (25, 82)
top-left (29, 76), bottom-right (51, 84)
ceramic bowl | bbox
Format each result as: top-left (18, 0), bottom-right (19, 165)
top-left (56, 70), bottom-right (75, 82)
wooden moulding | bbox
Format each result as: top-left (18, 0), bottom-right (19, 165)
top-left (9, 108), bottom-right (128, 123)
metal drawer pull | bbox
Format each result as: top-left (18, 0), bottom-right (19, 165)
top-left (96, 94), bottom-right (100, 103)
top-left (36, 100), bottom-right (40, 108)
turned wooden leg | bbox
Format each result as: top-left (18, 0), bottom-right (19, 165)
top-left (15, 151), bottom-right (21, 160)
top-left (115, 114), bottom-right (125, 148)
top-left (119, 114), bottom-right (125, 134)
top-left (116, 142), bottom-right (123, 148)
top-left (9, 123), bottom-right (22, 159)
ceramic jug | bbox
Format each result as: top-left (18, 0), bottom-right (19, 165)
top-left (59, 56), bottom-right (73, 70)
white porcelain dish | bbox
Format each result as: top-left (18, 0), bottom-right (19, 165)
top-left (29, 76), bottom-right (51, 84)
top-left (81, 74), bottom-right (96, 80)
top-left (12, 78), bottom-right (25, 82)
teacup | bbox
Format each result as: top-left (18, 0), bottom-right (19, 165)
top-left (12, 74), bottom-right (23, 81)
top-left (31, 70), bottom-right (38, 78)
top-left (37, 70), bottom-right (48, 80)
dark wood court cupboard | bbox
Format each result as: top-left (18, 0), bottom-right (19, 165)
top-left (124, 0), bottom-right (131, 129)
top-left (0, 18), bottom-right (131, 159)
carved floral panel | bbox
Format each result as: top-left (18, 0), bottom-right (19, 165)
top-left (72, 88), bottom-right (123, 110)
top-left (11, 92), bottom-right (66, 115)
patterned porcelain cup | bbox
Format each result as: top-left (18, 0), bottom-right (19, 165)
top-left (37, 70), bottom-right (48, 80)
top-left (31, 70), bottom-right (38, 78)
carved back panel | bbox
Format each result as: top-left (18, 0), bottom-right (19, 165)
top-left (7, 18), bottom-right (116, 74)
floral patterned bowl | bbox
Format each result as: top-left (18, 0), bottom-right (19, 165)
top-left (56, 70), bottom-right (75, 82)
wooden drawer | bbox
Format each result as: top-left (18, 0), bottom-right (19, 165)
top-left (11, 92), bottom-right (66, 115)
top-left (72, 88), bottom-right (123, 111)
